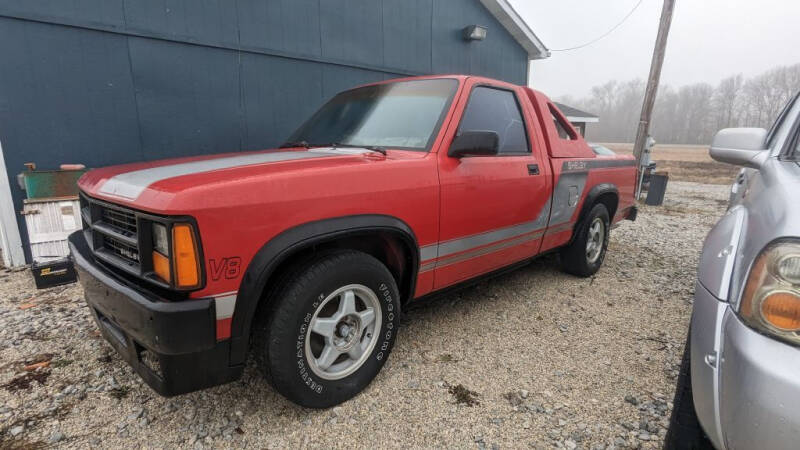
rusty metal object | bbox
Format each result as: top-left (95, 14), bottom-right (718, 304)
top-left (21, 167), bottom-right (85, 200)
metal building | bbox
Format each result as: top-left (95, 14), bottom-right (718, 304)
top-left (553, 102), bottom-right (600, 137)
top-left (0, 0), bottom-right (549, 266)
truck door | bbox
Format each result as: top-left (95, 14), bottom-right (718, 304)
top-left (432, 79), bottom-right (551, 289)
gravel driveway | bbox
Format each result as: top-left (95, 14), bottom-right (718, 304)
top-left (0, 181), bottom-right (729, 449)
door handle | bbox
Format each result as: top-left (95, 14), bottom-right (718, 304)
top-left (527, 164), bottom-right (539, 175)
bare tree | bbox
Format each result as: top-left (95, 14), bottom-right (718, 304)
top-left (713, 74), bottom-right (744, 129)
top-left (561, 63), bottom-right (800, 144)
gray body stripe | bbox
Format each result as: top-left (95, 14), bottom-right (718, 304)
top-left (213, 293), bottom-right (237, 320)
top-left (419, 231), bottom-right (544, 273)
top-left (545, 222), bottom-right (574, 234)
top-left (416, 158), bottom-right (630, 273)
top-left (437, 198), bottom-right (549, 258)
top-left (437, 220), bottom-right (540, 258)
top-left (99, 149), bottom-right (357, 200)
top-left (419, 244), bottom-right (438, 261)
top-left (419, 198), bottom-right (551, 263)
top-left (548, 171), bottom-right (587, 226)
top-left (419, 261), bottom-right (437, 272)
top-left (434, 231), bottom-right (544, 270)
top-left (418, 198), bottom-right (552, 272)
top-left (547, 158), bottom-right (631, 228)
top-left (561, 158), bottom-right (635, 173)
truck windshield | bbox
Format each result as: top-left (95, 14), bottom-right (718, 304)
top-left (286, 79), bottom-right (458, 151)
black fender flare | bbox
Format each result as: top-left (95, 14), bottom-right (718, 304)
top-left (569, 183), bottom-right (619, 244)
top-left (228, 214), bottom-right (419, 365)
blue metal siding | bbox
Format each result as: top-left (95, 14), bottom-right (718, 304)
top-left (240, 55), bottom-right (324, 150)
top-left (128, 38), bottom-right (242, 160)
top-left (237, 0), bottom-right (322, 57)
top-left (320, 0), bottom-right (384, 67)
top-left (383, 0), bottom-right (433, 73)
top-left (0, 0), bottom-right (126, 28)
top-left (0, 0), bottom-right (529, 261)
top-left (124, 1), bottom-right (240, 47)
top-left (431, 0), bottom-right (528, 82)
top-left (0, 18), bottom-right (143, 167)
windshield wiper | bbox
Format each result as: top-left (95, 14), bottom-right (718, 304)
top-left (330, 142), bottom-right (387, 155)
top-left (278, 140), bottom-right (311, 149)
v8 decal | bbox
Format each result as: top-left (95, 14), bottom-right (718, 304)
top-left (209, 257), bottom-right (242, 281)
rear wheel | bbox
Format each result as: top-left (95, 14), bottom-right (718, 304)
top-left (252, 250), bottom-right (400, 408)
top-left (560, 203), bottom-right (609, 277)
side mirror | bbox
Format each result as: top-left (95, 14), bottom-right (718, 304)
top-left (710, 128), bottom-right (769, 168)
top-left (448, 131), bottom-right (499, 157)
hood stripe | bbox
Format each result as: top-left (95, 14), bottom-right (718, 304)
top-left (98, 149), bottom-right (358, 200)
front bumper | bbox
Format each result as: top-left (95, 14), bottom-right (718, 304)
top-left (692, 281), bottom-right (800, 450)
top-left (718, 310), bottom-right (800, 450)
top-left (690, 281), bottom-right (727, 449)
top-left (69, 232), bottom-right (242, 396)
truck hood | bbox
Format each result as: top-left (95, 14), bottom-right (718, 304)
top-left (78, 147), bottom-right (397, 211)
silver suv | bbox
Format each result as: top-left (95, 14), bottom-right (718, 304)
top-left (665, 93), bottom-right (800, 449)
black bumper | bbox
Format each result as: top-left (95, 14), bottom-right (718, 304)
top-left (68, 232), bottom-right (242, 396)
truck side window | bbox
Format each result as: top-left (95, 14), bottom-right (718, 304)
top-left (458, 86), bottom-right (529, 154)
top-left (549, 105), bottom-right (577, 140)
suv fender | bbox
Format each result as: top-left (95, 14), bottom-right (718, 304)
top-left (228, 215), bottom-right (419, 365)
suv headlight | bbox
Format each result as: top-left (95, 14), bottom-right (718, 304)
top-left (739, 240), bottom-right (800, 344)
top-left (151, 222), bottom-right (201, 289)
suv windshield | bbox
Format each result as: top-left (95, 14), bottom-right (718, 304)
top-left (286, 79), bottom-right (458, 151)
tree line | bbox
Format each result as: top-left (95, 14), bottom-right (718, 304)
top-left (558, 63), bottom-right (800, 145)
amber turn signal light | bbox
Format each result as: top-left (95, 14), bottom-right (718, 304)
top-left (172, 223), bottom-right (200, 288)
top-left (761, 291), bottom-right (800, 331)
top-left (152, 251), bottom-right (171, 283)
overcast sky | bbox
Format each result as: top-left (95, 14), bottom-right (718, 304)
top-left (512, 0), bottom-right (800, 98)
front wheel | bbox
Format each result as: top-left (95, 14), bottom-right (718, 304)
top-left (252, 250), bottom-right (400, 408)
top-left (559, 203), bottom-right (610, 277)
top-left (664, 333), bottom-right (713, 449)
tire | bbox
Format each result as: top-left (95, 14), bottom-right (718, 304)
top-left (252, 250), bottom-right (400, 408)
top-left (559, 203), bottom-right (610, 277)
top-left (663, 333), bottom-right (713, 450)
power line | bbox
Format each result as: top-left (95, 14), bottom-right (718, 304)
top-left (549, 0), bottom-right (646, 52)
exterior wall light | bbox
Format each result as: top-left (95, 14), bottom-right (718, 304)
top-left (462, 25), bottom-right (487, 41)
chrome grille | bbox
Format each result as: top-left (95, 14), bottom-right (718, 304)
top-left (78, 191), bottom-right (201, 291)
top-left (97, 204), bottom-right (140, 265)
top-left (101, 207), bottom-right (137, 237)
top-left (103, 235), bottom-right (139, 264)
top-left (80, 192), bottom-right (143, 274)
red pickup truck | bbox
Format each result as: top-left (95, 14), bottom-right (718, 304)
top-left (69, 75), bottom-right (636, 408)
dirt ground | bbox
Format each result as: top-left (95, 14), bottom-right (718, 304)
top-left (601, 143), bottom-right (739, 184)
top-left (0, 178), bottom-right (732, 449)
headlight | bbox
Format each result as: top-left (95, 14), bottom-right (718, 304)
top-left (739, 240), bottom-right (800, 344)
top-left (152, 223), bottom-right (171, 284)
top-left (152, 223), bottom-right (169, 255)
top-left (150, 222), bottom-right (201, 289)
top-left (777, 254), bottom-right (800, 284)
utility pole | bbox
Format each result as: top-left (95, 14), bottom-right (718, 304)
top-left (633, 0), bottom-right (676, 197)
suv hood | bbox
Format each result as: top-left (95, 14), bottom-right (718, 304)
top-left (78, 147), bottom-right (391, 210)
